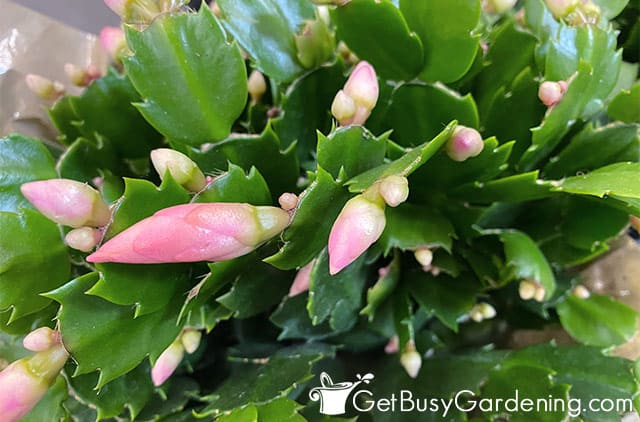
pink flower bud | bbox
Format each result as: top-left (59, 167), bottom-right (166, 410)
top-left (21, 179), bottom-right (111, 228)
top-left (65, 227), bottom-right (101, 252)
top-left (446, 125), bottom-right (484, 162)
top-left (400, 341), bottom-right (421, 379)
top-left (25, 74), bottom-right (64, 101)
top-left (180, 329), bottom-right (202, 354)
top-left (544, 0), bottom-right (579, 18)
top-left (328, 194), bottom-right (385, 275)
top-left (23, 327), bottom-right (58, 353)
top-left (384, 335), bottom-right (399, 354)
top-left (331, 90), bottom-right (357, 125)
top-left (247, 70), bottom-right (267, 103)
top-left (150, 148), bottom-right (206, 192)
top-left (87, 203), bottom-right (290, 264)
top-left (0, 344), bottom-right (68, 421)
top-left (344, 61), bottom-right (379, 111)
top-left (289, 260), bottom-right (314, 296)
top-left (99, 26), bottom-right (127, 61)
top-left (278, 193), bottom-right (299, 211)
top-left (378, 176), bottom-right (409, 207)
top-left (538, 80), bottom-right (566, 107)
top-left (151, 341), bottom-right (184, 386)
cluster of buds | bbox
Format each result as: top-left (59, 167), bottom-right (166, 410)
top-left (64, 63), bottom-right (101, 87)
top-left (294, 17), bottom-right (335, 69)
top-left (0, 328), bottom-right (68, 421)
top-left (544, 0), bottom-right (600, 24)
top-left (99, 26), bottom-right (127, 63)
top-left (331, 61), bottom-right (379, 127)
top-left (328, 175), bottom-right (409, 275)
top-left (247, 70), bottom-right (267, 104)
top-left (152, 328), bottom-right (201, 386)
top-left (21, 179), bottom-right (111, 252)
top-left (25, 74), bottom-right (65, 101)
top-left (150, 148), bottom-right (207, 192)
top-left (482, 0), bottom-right (517, 14)
top-left (87, 202), bottom-right (290, 264)
top-left (399, 341), bottom-right (422, 379)
top-left (289, 260), bottom-right (315, 297)
top-left (446, 125), bottom-right (485, 162)
top-left (469, 303), bottom-right (497, 323)
top-left (538, 80), bottom-right (568, 108)
top-left (518, 279), bottom-right (547, 302)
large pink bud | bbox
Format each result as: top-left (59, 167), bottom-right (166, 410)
top-left (0, 344), bottom-right (68, 422)
top-left (328, 194), bottom-right (386, 275)
top-left (20, 179), bottom-right (111, 228)
top-left (87, 203), bottom-right (290, 264)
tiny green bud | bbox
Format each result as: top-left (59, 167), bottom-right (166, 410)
top-left (247, 70), bottom-right (267, 104)
top-left (150, 148), bottom-right (207, 192)
top-left (295, 18), bottom-right (335, 69)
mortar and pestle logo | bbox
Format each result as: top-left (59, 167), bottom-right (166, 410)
top-left (309, 372), bottom-right (375, 415)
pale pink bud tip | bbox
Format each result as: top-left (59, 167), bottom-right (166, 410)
top-left (400, 342), bottom-right (421, 379)
top-left (344, 61), bottom-right (379, 110)
top-left (328, 195), bottom-right (386, 275)
top-left (544, 0), bottom-right (579, 18)
top-left (0, 344), bottom-right (68, 421)
top-left (414, 247), bottom-right (433, 267)
top-left (65, 227), bottom-right (101, 252)
top-left (181, 329), bottom-right (202, 354)
top-left (384, 335), bottom-right (399, 354)
top-left (152, 341), bottom-right (184, 386)
top-left (278, 193), bottom-right (299, 211)
top-left (248, 70), bottom-right (267, 103)
top-left (23, 327), bottom-right (58, 353)
top-left (289, 260), bottom-right (314, 296)
top-left (446, 126), bottom-right (484, 162)
top-left (150, 149), bottom-right (206, 192)
top-left (25, 74), bottom-right (64, 101)
top-left (99, 26), bottom-right (126, 60)
top-left (21, 179), bottom-right (111, 228)
top-left (538, 81), bottom-right (566, 107)
top-left (378, 176), bottom-right (409, 207)
top-left (87, 203), bottom-right (290, 264)
top-left (104, 0), bottom-right (126, 16)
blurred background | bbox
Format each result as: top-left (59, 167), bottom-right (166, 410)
top-left (10, 0), bottom-right (204, 33)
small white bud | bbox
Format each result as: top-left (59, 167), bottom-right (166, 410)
top-left (400, 342), bottom-right (422, 379)
top-left (414, 247), bottom-right (433, 268)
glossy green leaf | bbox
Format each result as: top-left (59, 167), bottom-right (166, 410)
top-left (0, 134), bottom-right (57, 213)
top-left (255, 398), bottom-right (305, 422)
top-left (218, 406), bottom-right (258, 422)
top-left (273, 62), bottom-right (346, 162)
top-left (346, 121), bottom-right (456, 192)
top-left (217, 263), bottom-right (292, 319)
top-left (125, 6), bottom-right (247, 144)
top-left (48, 96), bottom-right (84, 146)
top-left (557, 294), bottom-right (639, 347)
top-left (308, 249), bottom-right (368, 331)
top-left (592, 0), bottom-right (629, 19)
top-left (556, 162), bottom-right (640, 201)
top-left (452, 171), bottom-right (554, 203)
top-left (270, 294), bottom-right (336, 341)
top-left (66, 362), bottom-right (154, 420)
top-left (217, 0), bottom-right (315, 82)
top-left (409, 271), bottom-right (480, 331)
top-left (194, 164), bottom-right (272, 206)
top-left (45, 273), bottom-right (183, 388)
top-left (316, 126), bottom-right (388, 180)
top-left (105, 175), bottom-right (190, 239)
top-left (608, 82), bottom-right (640, 123)
top-left (544, 123), bottom-right (640, 178)
top-left (380, 204), bottom-right (455, 254)
top-left (136, 377), bottom-right (200, 420)
top-left (482, 365), bottom-right (570, 421)
top-left (560, 197), bottom-right (629, 251)
top-left (0, 210), bottom-right (69, 323)
top-left (371, 84), bottom-right (478, 148)
top-left (504, 344), bottom-right (640, 420)
top-left (22, 376), bottom-right (69, 422)
top-left (56, 137), bottom-right (123, 184)
top-left (499, 230), bottom-right (555, 299)
top-left (196, 344), bottom-right (333, 417)
top-left (266, 168), bottom-right (350, 270)
top-left (189, 123), bottom-right (299, 198)
top-left (68, 69), bottom-right (162, 158)
top-left (332, 0), bottom-right (423, 80)
top-left (400, 0), bottom-right (481, 82)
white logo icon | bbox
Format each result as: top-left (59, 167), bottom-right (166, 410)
top-left (309, 372), bottom-right (374, 415)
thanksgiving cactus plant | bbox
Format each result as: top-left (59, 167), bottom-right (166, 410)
top-left (1, 0), bottom-right (640, 420)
